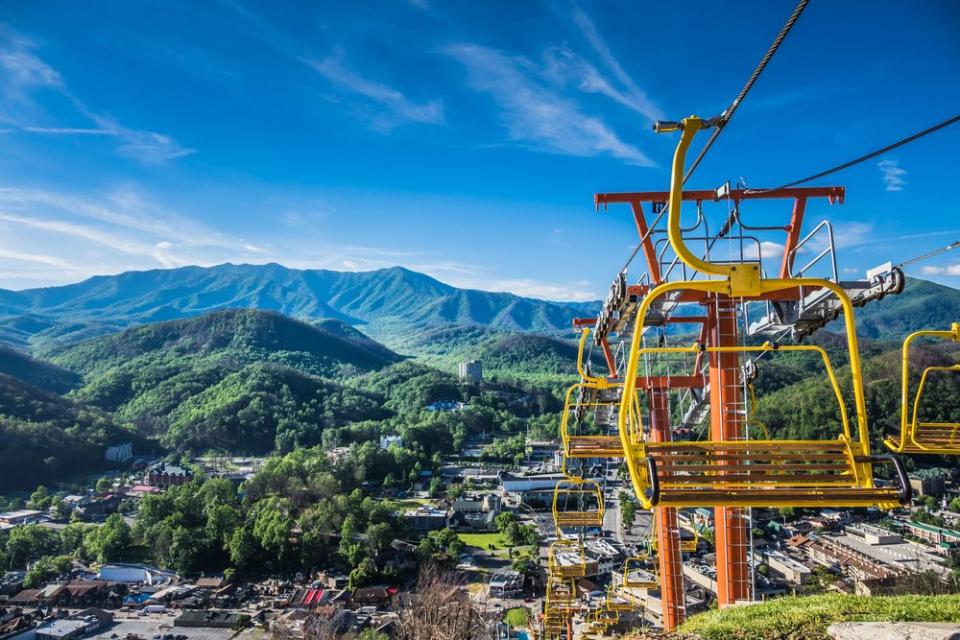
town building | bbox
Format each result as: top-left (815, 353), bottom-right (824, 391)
top-left (764, 551), bottom-right (811, 585)
top-left (35, 617), bottom-right (101, 640)
top-left (402, 507), bottom-right (449, 533)
top-left (488, 571), bottom-right (523, 597)
top-left (457, 361), bottom-right (482, 382)
top-left (904, 520), bottom-right (960, 548)
top-left (104, 442), bottom-right (133, 463)
top-left (0, 510), bottom-right (45, 529)
top-left (145, 462), bottom-right (193, 488)
top-left (910, 469), bottom-right (948, 498)
top-left (378, 435), bottom-right (402, 449)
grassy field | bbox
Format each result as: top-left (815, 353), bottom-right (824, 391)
top-left (457, 531), bottom-right (512, 550)
top-left (678, 593), bottom-right (960, 640)
top-left (390, 498), bottom-right (434, 512)
top-left (504, 607), bottom-right (531, 627)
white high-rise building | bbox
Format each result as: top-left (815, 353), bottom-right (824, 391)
top-left (458, 360), bottom-right (482, 382)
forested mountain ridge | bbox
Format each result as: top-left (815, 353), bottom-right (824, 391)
top-left (0, 344), bottom-right (81, 394)
top-left (46, 308), bottom-right (401, 376)
top-left (0, 263), bottom-right (597, 351)
top-left (0, 372), bottom-right (138, 489)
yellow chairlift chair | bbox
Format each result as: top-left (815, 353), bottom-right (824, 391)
top-left (552, 476), bottom-right (606, 532)
top-left (560, 329), bottom-right (625, 459)
top-left (648, 511), bottom-right (700, 554)
top-left (886, 323), bottom-right (960, 454)
top-left (621, 554), bottom-right (659, 591)
top-left (547, 538), bottom-right (587, 579)
top-left (604, 585), bottom-right (635, 614)
top-left (616, 115), bottom-right (911, 510)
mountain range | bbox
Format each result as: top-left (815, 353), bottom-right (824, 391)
top-left (1, 263), bottom-right (959, 489)
top-left (0, 263), bottom-right (598, 353)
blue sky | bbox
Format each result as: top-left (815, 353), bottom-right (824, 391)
top-left (0, 1), bottom-right (958, 300)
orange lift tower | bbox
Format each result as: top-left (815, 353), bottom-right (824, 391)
top-left (592, 117), bottom-right (910, 628)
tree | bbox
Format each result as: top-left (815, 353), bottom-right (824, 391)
top-left (23, 555), bottom-right (72, 588)
top-left (366, 522), bottom-right (394, 558)
top-left (619, 491), bottom-right (637, 530)
top-left (29, 486), bottom-right (51, 511)
top-left (349, 557), bottom-right (377, 589)
top-left (95, 477), bottom-right (113, 493)
top-left (949, 497), bottom-right (960, 514)
top-left (494, 512), bottom-right (518, 533)
top-left (83, 514), bottom-right (131, 563)
top-left (228, 526), bottom-right (257, 570)
top-left (394, 565), bottom-right (487, 640)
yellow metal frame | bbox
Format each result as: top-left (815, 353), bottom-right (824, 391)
top-left (547, 538), bottom-right (587, 579)
top-left (622, 554), bottom-right (658, 590)
top-left (544, 577), bottom-right (580, 615)
top-left (552, 477), bottom-right (605, 532)
top-left (649, 511), bottom-right (700, 554)
top-left (616, 114), bottom-right (906, 511)
top-left (886, 323), bottom-right (960, 454)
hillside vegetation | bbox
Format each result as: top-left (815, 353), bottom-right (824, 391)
top-left (0, 373), bottom-right (137, 489)
top-left (0, 344), bottom-right (81, 394)
top-left (674, 593), bottom-right (960, 640)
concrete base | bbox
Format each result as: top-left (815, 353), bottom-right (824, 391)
top-left (828, 622), bottom-right (960, 640)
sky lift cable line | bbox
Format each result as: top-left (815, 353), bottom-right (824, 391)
top-left (746, 113), bottom-right (960, 193)
top-left (618, 0), bottom-right (810, 274)
top-left (683, 0), bottom-right (811, 182)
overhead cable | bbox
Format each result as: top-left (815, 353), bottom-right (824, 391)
top-left (747, 114), bottom-right (960, 193)
top-left (683, 0), bottom-right (811, 182)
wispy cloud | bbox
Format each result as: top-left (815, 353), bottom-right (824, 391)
top-left (0, 186), bottom-right (262, 258)
top-left (566, 3), bottom-right (661, 120)
top-left (0, 246), bottom-right (79, 271)
top-left (222, 2), bottom-right (442, 132)
top-left (878, 159), bottom-right (907, 191)
top-left (303, 51), bottom-right (444, 131)
top-left (0, 26), bottom-right (195, 163)
top-left (921, 264), bottom-right (960, 277)
top-left (445, 43), bottom-right (653, 166)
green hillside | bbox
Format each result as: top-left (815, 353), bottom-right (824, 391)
top-left (0, 344), bottom-right (81, 394)
top-left (752, 337), bottom-right (960, 451)
top-left (32, 310), bottom-right (401, 453)
top-left (0, 373), bottom-right (136, 489)
top-left (675, 593), bottom-right (960, 640)
top-left (47, 308), bottom-right (401, 377)
top-left (849, 278), bottom-right (960, 340)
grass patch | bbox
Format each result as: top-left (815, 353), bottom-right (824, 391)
top-left (390, 498), bottom-right (434, 512)
top-left (504, 607), bottom-right (530, 627)
top-left (457, 532), bottom-right (512, 550)
top-left (679, 594), bottom-right (960, 640)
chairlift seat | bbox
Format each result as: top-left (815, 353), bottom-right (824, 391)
top-left (633, 439), bottom-right (909, 508)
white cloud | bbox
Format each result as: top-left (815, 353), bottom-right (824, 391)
top-left (445, 43), bottom-right (653, 166)
top-left (743, 240), bottom-right (784, 261)
top-left (832, 222), bottom-right (875, 249)
top-left (442, 275), bottom-right (596, 301)
top-left (304, 52), bottom-right (444, 131)
top-left (878, 159), bottom-right (907, 192)
top-left (921, 264), bottom-right (960, 276)
top-left (0, 246), bottom-right (78, 271)
top-left (566, 4), bottom-right (662, 120)
top-left (0, 27), bottom-right (194, 163)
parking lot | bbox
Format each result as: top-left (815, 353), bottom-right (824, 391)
top-left (87, 613), bottom-right (248, 640)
